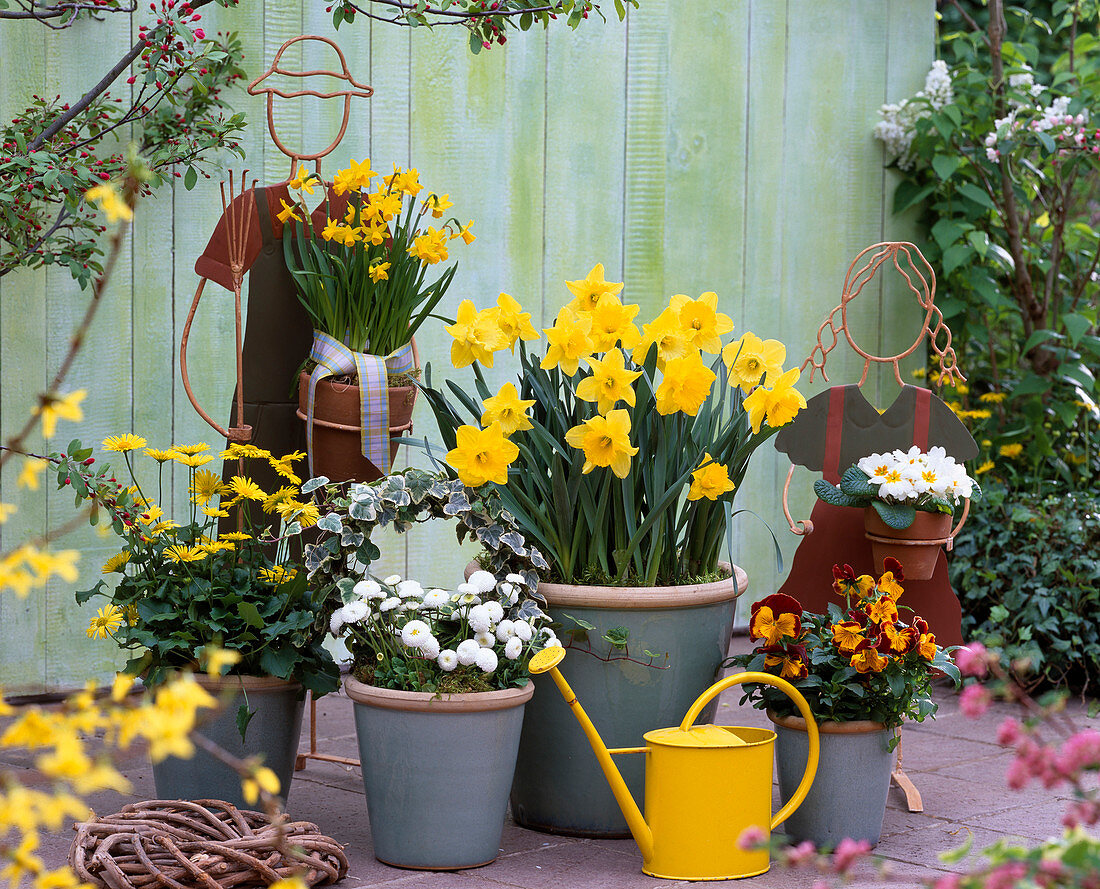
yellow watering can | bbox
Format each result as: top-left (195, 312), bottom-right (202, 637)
top-left (528, 646), bottom-right (820, 881)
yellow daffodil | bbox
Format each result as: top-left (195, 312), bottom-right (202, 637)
top-left (332, 166), bottom-right (358, 196)
top-left (446, 423), bottom-right (519, 487)
top-left (321, 217), bottom-right (341, 242)
top-left (743, 367), bottom-right (806, 433)
top-left (588, 295), bottom-right (642, 351)
top-left (368, 260), bottom-right (391, 282)
top-left (361, 219), bottom-right (388, 246)
top-left (446, 300), bottom-right (509, 369)
top-left (563, 409), bottom-right (638, 479)
top-left (276, 198), bottom-right (301, 224)
top-left (408, 226), bottom-right (450, 264)
top-left (481, 383), bottom-right (535, 435)
top-left (17, 457), bottom-right (47, 491)
top-left (288, 163), bottom-right (316, 195)
top-left (86, 605), bottom-right (125, 640)
top-left (687, 453), bottom-right (736, 501)
top-left (101, 552), bottom-right (130, 574)
top-left (633, 307), bottom-right (692, 369)
top-left (565, 263), bottom-right (624, 312)
top-left (831, 620), bottom-right (865, 654)
top-left (370, 189), bottom-right (403, 222)
top-left (495, 293), bottom-right (539, 349)
top-left (347, 157), bottom-right (376, 189)
top-left (164, 545), bottom-right (208, 564)
top-left (426, 192), bottom-right (453, 217)
top-left (576, 349), bottom-right (642, 415)
top-left (85, 183), bottom-right (133, 223)
top-left (541, 307), bottom-right (594, 376)
top-left (655, 351), bottom-right (716, 416)
top-left (670, 292), bottom-right (734, 353)
top-left (385, 164), bottom-right (422, 196)
top-left (453, 220), bottom-right (476, 245)
top-left (722, 332), bottom-right (786, 393)
top-left (36, 390), bottom-right (85, 439)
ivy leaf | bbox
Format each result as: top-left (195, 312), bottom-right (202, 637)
top-left (236, 703), bottom-right (256, 741)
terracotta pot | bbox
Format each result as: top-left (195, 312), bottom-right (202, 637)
top-left (501, 564), bottom-right (747, 837)
top-left (297, 371), bottom-right (417, 483)
top-left (344, 677), bottom-right (533, 870)
top-left (769, 711), bottom-right (896, 847)
top-left (864, 508), bottom-right (952, 580)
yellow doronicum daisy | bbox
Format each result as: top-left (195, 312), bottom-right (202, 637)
top-left (172, 452), bottom-right (213, 469)
top-left (173, 443), bottom-right (210, 456)
top-left (481, 383), bottom-right (535, 436)
top-left (102, 434), bottom-right (148, 453)
top-left (259, 565), bottom-right (297, 585)
top-left (565, 263), bottom-right (624, 312)
top-left (722, 332), bottom-right (787, 393)
top-left (999, 443), bottom-right (1024, 458)
top-left (202, 645), bottom-right (241, 678)
top-left (276, 500), bottom-right (320, 528)
top-left (671, 292), bottom-right (734, 354)
top-left (633, 307), bottom-right (693, 370)
top-left (190, 469), bottom-right (224, 505)
top-left (587, 295), bottom-right (642, 352)
top-left (541, 307), bottom-right (594, 376)
top-left (164, 545), bottom-right (208, 564)
top-left (564, 409), bottom-right (639, 479)
top-left (446, 300), bottom-right (509, 369)
top-left (36, 389), bottom-right (85, 439)
top-left (687, 453), bottom-right (736, 501)
top-left (576, 349), bottom-right (642, 415)
top-left (220, 532), bottom-right (252, 542)
top-left (494, 293), bottom-right (539, 350)
top-left (446, 423), bottom-right (520, 487)
top-left (220, 443), bottom-right (271, 460)
top-left (144, 448), bottom-right (176, 463)
top-left (655, 351), bottom-right (717, 416)
top-left (87, 605), bottom-right (125, 640)
top-left (743, 367), bottom-right (806, 433)
top-left (227, 476), bottom-right (267, 502)
top-left (101, 552), bottom-right (131, 574)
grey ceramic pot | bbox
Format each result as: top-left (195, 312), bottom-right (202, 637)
top-left (151, 675), bottom-right (304, 809)
top-left (509, 566), bottom-right (745, 837)
top-left (770, 711), bottom-right (897, 848)
top-left (345, 677), bottom-right (533, 870)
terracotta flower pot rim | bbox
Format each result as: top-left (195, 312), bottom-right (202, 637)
top-left (766, 709), bottom-right (893, 735)
top-left (864, 508), bottom-right (953, 546)
top-left (296, 372), bottom-right (416, 434)
top-left (344, 676), bottom-right (534, 713)
top-left (191, 674), bottom-right (302, 694)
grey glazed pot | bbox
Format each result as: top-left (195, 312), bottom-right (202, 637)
top-left (151, 674), bottom-right (304, 809)
top-left (509, 565), bottom-right (745, 837)
top-left (770, 711), bottom-right (897, 848)
top-left (345, 676), bottom-right (533, 870)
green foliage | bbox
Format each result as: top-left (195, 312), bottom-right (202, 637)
top-left (952, 480), bottom-right (1100, 691)
top-left (55, 442), bottom-right (339, 696)
top-left (0, 7), bottom-right (246, 287)
top-left (877, 3), bottom-right (1100, 490)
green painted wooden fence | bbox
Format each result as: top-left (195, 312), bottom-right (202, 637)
top-left (0, 0), bottom-right (934, 691)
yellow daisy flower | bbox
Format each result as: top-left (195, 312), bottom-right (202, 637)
top-left (172, 443), bottom-right (209, 455)
top-left (163, 545), bottom-right (208, 564)
top-left (220, 532), bottom-right (252, 542)
top-left (227, 476), bottom-right (267, 502)
top-left (87, 605), bottom-right (125, 640)
top-left (190, 469), bottom-right (224, 505)
top-left (144, 448), bottom-right (176, 463)
top-left (103, 434), bottom-right (148, 453)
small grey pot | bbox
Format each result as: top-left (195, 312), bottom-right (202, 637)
top-left (345, 676), bottom-right (533, 870)
top-left (151, 674), bottom-right (304, 809)
top-left (769, 711), bottom-right (897, 848)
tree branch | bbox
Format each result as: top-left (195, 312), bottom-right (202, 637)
top-left (344, 0), bottom-right (574, 20)
top-left (0, 208), bottom-right (73, 279)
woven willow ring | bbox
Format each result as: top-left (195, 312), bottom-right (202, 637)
top-left (68, 799), bottom-right (348, 889)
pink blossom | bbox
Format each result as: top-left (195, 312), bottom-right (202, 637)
top-left (959, 684), bottom-right (993, 719)
top-left (1062, 799), bottom-right (1100, 829)
top-left (996, 717), bottom-right (1023, 747)
top-left (933, 875), bottom-right (963, 889)
top-left (831, 837), bottom-right (872, 874)
top-left (1056, 730), bottom-right (1100, 778)
top-left (956, 643), bottom-right (990, 678)
top-left (737, 824), bottom-right (767, 851)
top-left (985, 862), bottom-right (1028, 889)
top-left (1004, 756), bottom-right (1031, 790)
top-left (194, 27), bottom-right (205, 39)
top-left (783, 840), bottom-right (817, 866)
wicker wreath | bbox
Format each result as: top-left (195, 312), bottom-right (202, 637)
top-left (68, 800), bottom-right (348, 889)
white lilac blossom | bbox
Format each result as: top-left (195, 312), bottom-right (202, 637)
top-left (468, 570), bottom-right (497, 593)
top-left (456, 639), bottom-right (481, 666)
top-left (874, 60), bottom-right (955, 170)
top-left (475, 647), bottom-right (499, 673)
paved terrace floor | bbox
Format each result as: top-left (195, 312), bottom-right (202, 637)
top-left (29, 637), bottom-right (1095, 889)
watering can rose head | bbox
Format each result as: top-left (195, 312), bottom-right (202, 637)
top-left (815, 446), bottom-right (982, 532)
top-left (729, 559), bottom-right (960, 728)
top-left (421, 265), bottom-right (807, 587)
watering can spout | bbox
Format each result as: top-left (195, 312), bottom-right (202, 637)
top-left (527, 647), bottom-right (654, 860)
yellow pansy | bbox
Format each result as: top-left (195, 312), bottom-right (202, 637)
top-left (749, 606), bottom-right (800, 647)
top-left (830, 620), bottom-right (865, 654)
top-left (588, 295), bottom-right (642, 352)
top-left (633, 307), bottom-right (692, 369)
top-left (36, 389), bottom-right (85, 439)
top-left (446, 423), bottom-right (520, 487)
top-left (655, 351), bottom-right (716, 416)
top-left (851, 645), bottom-right (888, 674)
top-left (687, 453), bottom-right (736, 501)
top-left (722, 332), bottom-right (786, 393)
top-left (86, 605), bottom-right (125, 640)
top-left (541, 307), bottom-right (594, 376)
top-left (576, 349), bottom-right (642, 415)
top-left (17, 457), bottom-right (47, 491)
top-left (481, 383), bottom-right (535, 436)
top-left (563, 409), bottom-right (638, 479)
top-left (878, 571), bottom-right (904, 600)
top-left (670, 291), bottom-right (734, 354)
top-left (864, 596), bottom-right (898, 626)
top-left (446, 300), bottom-right (509, 369)
top-left (565, 263), bottom-right (624, 312)
top-left (495, 293), bottom-right (540, 349)
top-left (917, 632), bottom-right (937, 660)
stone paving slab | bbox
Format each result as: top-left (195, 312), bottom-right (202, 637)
top-left (19, 638), bottom-right (1099, 889)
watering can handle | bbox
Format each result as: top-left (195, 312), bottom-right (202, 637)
top-left (680, 671), bottom-right (820, 831)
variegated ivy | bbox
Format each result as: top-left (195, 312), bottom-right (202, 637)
top-left (304, 468), bottom-right (549, 633)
